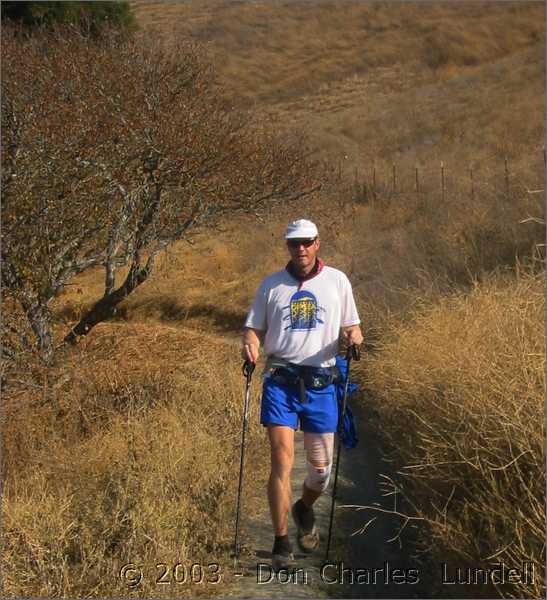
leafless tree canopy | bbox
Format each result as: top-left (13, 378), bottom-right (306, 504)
top-left (2, 26), bottom-right (325, 361)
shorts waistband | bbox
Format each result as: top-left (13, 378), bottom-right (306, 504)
top-left (265, 356), bottom-right (336, 373)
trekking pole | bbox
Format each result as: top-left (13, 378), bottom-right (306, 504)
top-left (233, 360), bottom-right (255, 569)
top-left (325, 343), bottom-right (360, 561)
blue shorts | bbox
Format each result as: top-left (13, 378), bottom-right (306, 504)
top-left (260, 377), bottom-right (338, 433)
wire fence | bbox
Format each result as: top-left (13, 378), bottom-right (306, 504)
top-left (338, 146), bottom-right (546, 205)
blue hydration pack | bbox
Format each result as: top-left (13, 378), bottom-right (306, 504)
top-left (335, 354), bottom-right (359, 449)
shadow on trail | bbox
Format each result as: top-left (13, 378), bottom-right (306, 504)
top-left (334, 393), bottom-right (434, 599)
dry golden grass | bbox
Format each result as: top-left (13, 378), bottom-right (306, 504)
top-left (130, 1), bottom-right (545, 173)
top-left (1, 323), bottom-right (270, 597)
top-left (363, 271), bottom-right (545, 598)
top-left (131, 1), bottom-right (544, 106)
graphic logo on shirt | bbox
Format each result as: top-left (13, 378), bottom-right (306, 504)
top-left (283, 290), bottom-right (325, 330)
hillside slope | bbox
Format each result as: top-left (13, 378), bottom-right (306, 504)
top-left (131, 1), bottom-right (544, 108)
top-left (130, 1), bottom-right (544, 175)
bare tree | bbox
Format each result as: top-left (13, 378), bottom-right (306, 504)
top-left (2, 26), bottom-right (326, 362)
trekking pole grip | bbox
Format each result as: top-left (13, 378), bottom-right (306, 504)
top-left (347, 344), bottom-right (361, 361)
top-left (242, 360), bottom-right (256, 379)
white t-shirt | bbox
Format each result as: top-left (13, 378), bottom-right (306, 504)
top-left (244, 265), bottom-right (360, 367)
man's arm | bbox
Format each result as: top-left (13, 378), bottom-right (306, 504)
top-left (341, 324), bottom-right (363, 347)
top-left (241, 327), bottom-right (265, 363)
top-left (339, 272), bottom-right (363, 348)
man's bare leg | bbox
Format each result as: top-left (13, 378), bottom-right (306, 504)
top-left (267, 425), bottom-right (295, 535)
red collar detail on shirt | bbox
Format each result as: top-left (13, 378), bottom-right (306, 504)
top-left (286, 258), bottom-right (325, 288)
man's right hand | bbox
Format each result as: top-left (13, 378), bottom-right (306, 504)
top-left (241, 327), bottom-right (263, 364)
top-left (241, 342), bottom-right (259, 364)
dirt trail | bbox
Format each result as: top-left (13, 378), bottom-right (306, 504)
top-left (226, 386), bottom-right (433, 599)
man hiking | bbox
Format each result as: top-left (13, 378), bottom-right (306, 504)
top-left (241, 218), bottom-right (363, 570)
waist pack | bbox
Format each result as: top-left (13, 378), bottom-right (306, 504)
top-left (268, 363), bottom-right (339, 390)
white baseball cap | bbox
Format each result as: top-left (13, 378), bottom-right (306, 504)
top-left (285, 219), bottom-right (319, 239)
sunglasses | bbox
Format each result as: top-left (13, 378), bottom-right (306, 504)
top-left (287, 238), bottom-right (316, 248)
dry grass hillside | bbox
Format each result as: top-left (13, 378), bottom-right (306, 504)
top-left (131, 1), bottom-right (544, 105)
top-left (2, 2), bottom-right (545, 598)
top-left (132, 0), bottom-right (545, 170)
top-left (2, 318), bottom-right (271, 598)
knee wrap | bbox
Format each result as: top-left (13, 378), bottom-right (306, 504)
top-left (305, 458), bottom-right (332, 492)
top-left (303, 432), bottom-right (334, 492)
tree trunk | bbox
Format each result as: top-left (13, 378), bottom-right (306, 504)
top-left (23, 299), bottom-right (54, 363)
top-left (64, 260), bottom-right (153, 345)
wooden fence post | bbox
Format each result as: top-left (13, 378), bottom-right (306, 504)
top-left (470, 167), bottom-right (475, 201)
top-left (441, 161), bottom-right (445, 202)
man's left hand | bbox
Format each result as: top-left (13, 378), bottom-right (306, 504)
top-left (343, 325), bottom-right (364, 347)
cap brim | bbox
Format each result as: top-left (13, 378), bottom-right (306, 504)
top-left (285, 232), bottom-right (318, 239)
